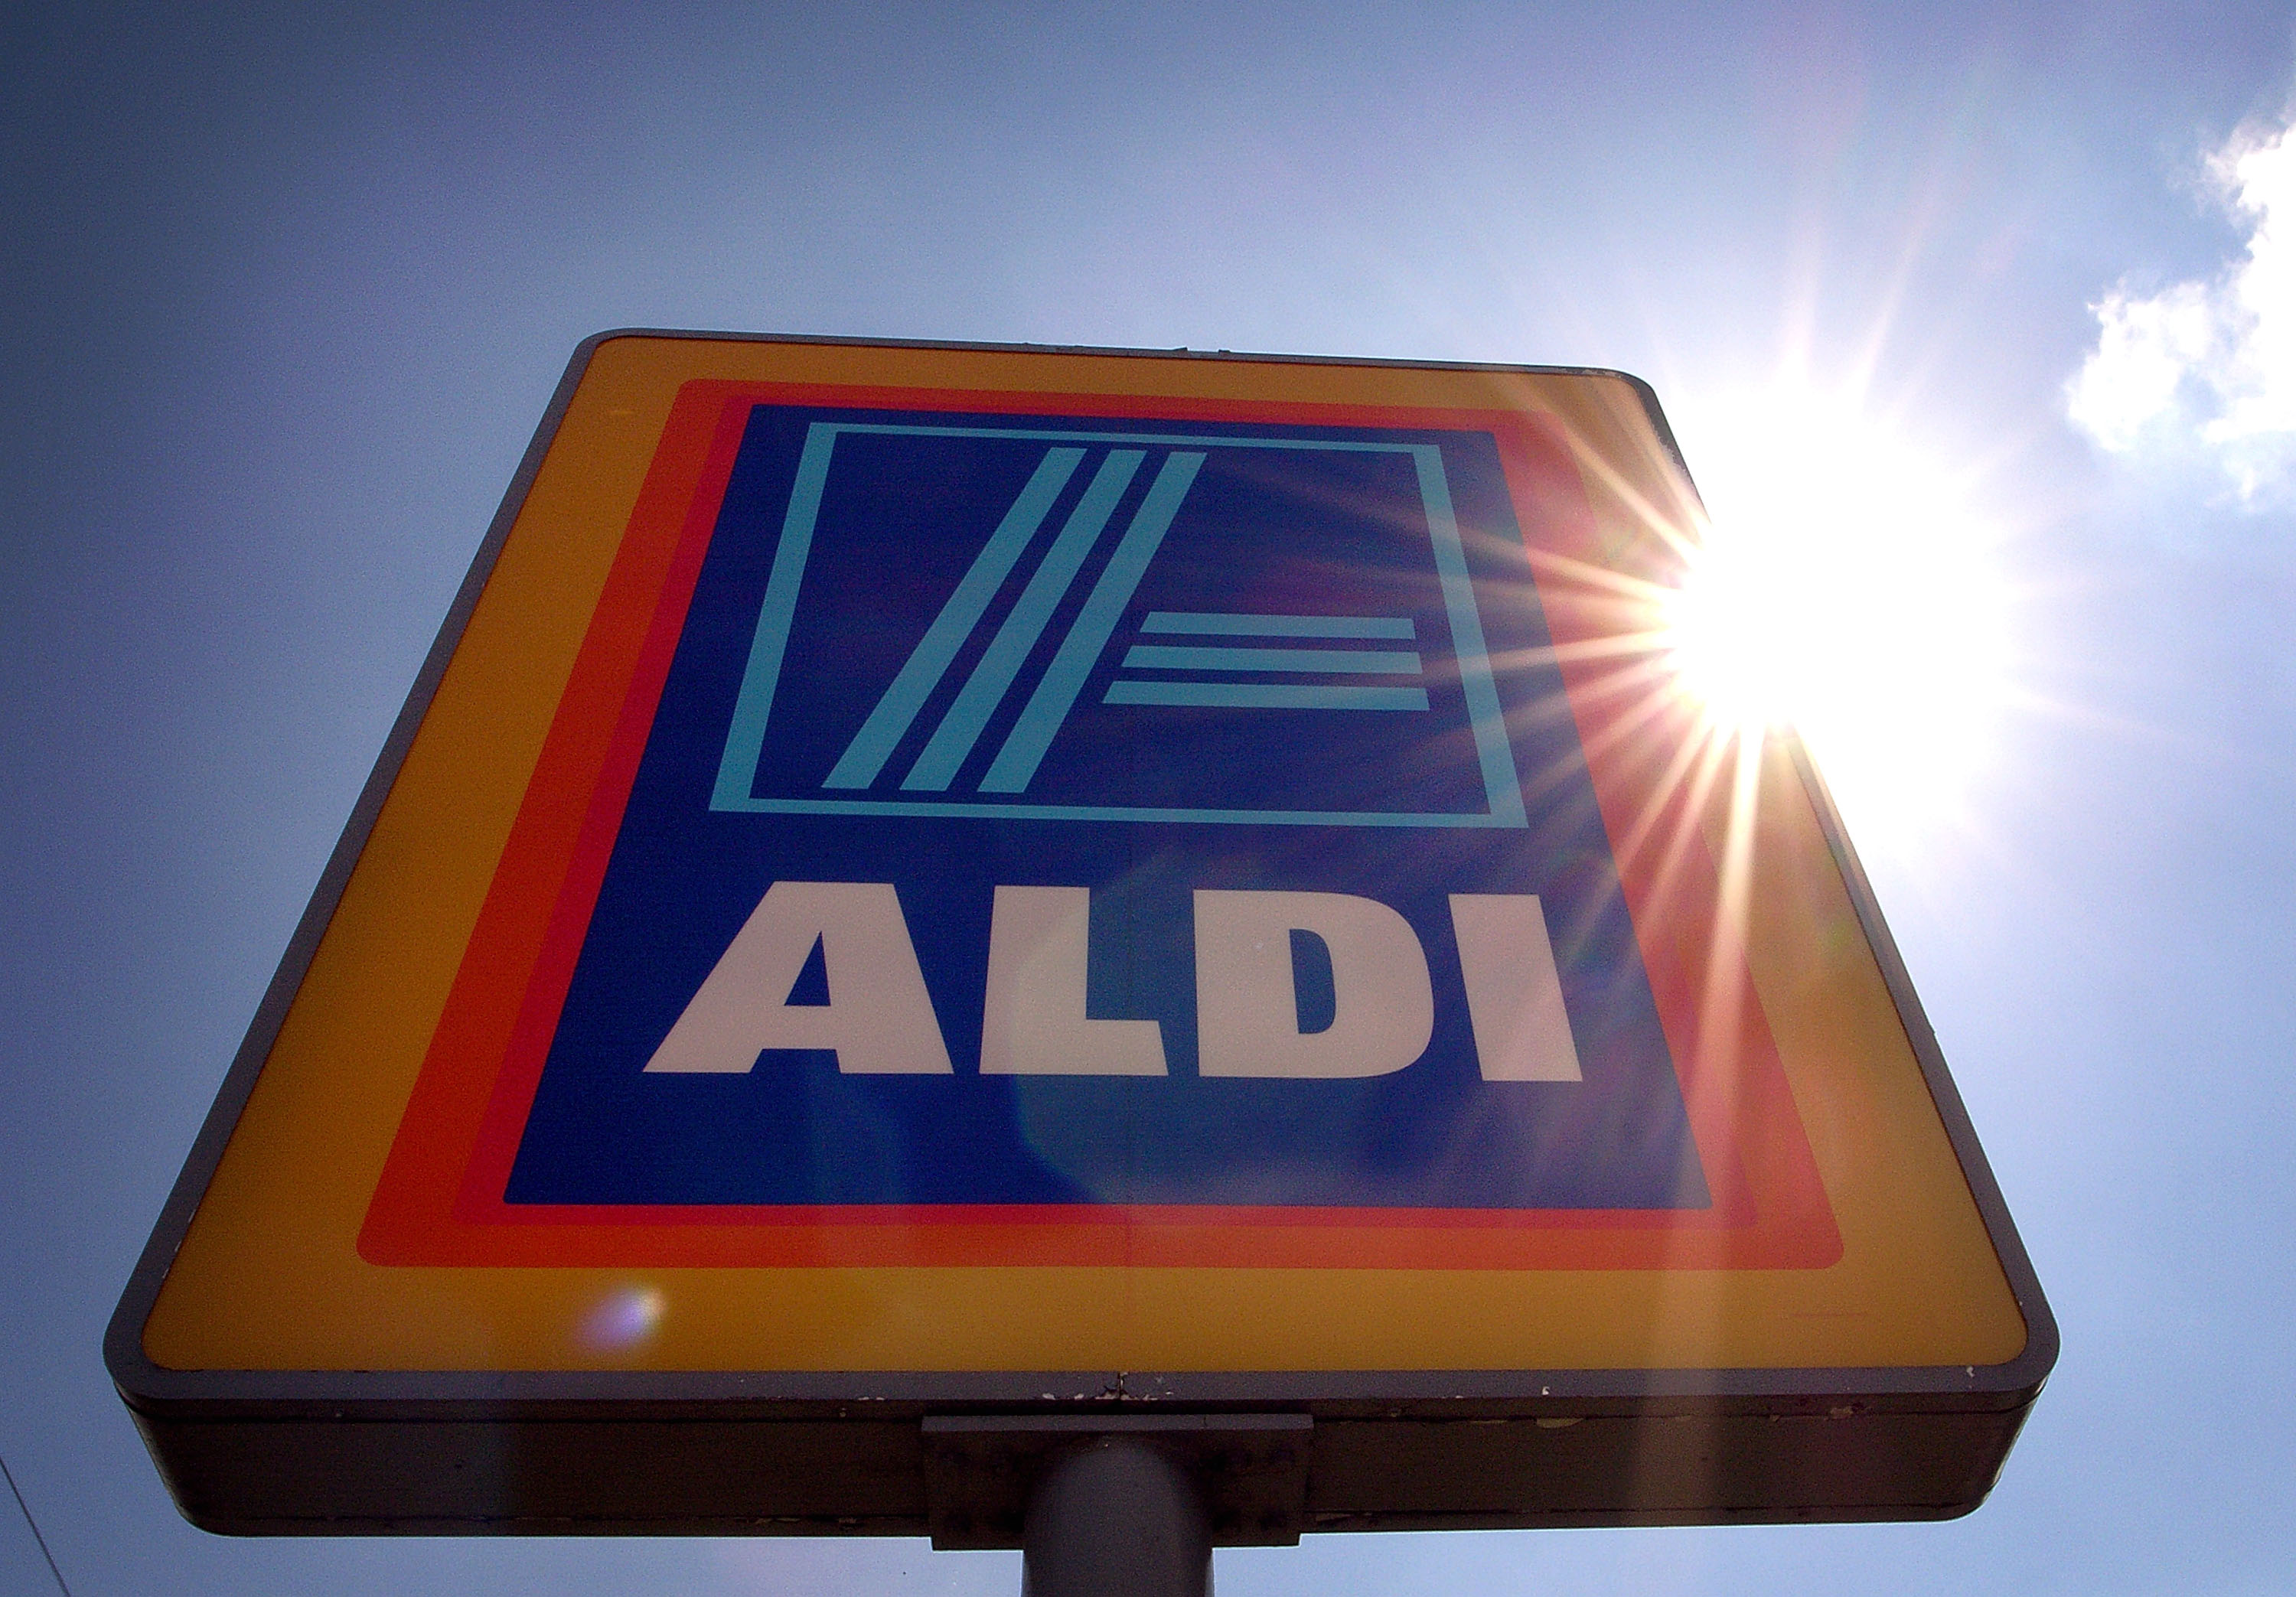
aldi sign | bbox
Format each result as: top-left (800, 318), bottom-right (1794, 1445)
top-left (112, 336), bottom-right (2052, 1541)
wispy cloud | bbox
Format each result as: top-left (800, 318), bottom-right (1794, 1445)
top-left (2067, 104), bottom-right (2296, 504)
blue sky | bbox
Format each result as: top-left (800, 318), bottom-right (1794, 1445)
top-left (5, 3), bottom-right (2295, 1592)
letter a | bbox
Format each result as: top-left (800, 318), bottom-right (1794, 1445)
top-left (1194, 890), bottom-right (1433, 1078)
top-left (644, 881), bottom-right (952, 1075)
top-left (1448, 894), bottom-right (1583, 1081)
top-left (980, 886), bottom-right (1167, 1074)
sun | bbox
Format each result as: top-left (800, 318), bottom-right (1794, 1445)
top-left (1658, 386), bottom-right (2014, 837)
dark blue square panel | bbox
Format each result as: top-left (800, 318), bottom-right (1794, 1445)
top-left (504, 405), bottom-right (1707, 1212)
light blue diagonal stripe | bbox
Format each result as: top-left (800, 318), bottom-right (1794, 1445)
top-left (1140, 611), bottom-right (1417, 640)
top-left (980, 451), bottom-right (1205, 794)
top-left (1104, 681), bottom-right (1431, 712)
top-left (712, 423), bottom-right (839, 809)
top-left (1414, 445), bottom-right (1527, 827)
top-left (902, 450), bottom-right (1145, 791)
top-left (1120, 645), bottom-right (1424, 675)
top-left (820, 447), bottom-right (1085, 790)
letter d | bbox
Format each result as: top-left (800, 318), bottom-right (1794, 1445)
top-left (1193, 890), bottom-right (1433, 1078)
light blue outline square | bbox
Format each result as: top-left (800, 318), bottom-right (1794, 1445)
top-left (707, 421), bottom-right (1528, 829)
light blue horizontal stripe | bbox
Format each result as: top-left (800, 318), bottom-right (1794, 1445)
top-left (1121, 645), bottom-right (1423, 675)
top-left (711, 796), bottom-right (1522, 828)
top-left (1104, 681), bottom-right (1431, 712)
top-left (823, 423), bottom-right (1421, 453)
top-left (1141, 611), bottom-right (1416, 639)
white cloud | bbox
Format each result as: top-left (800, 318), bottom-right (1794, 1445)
top-left (2067, 105), bottom-right (2296, 503)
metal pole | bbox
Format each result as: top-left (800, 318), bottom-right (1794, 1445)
top-left (1020, 1436), bottom-right (1212, 1597)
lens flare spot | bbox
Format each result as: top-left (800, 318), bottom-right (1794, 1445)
top-left (580, 1284), bottom-right (665, 1351)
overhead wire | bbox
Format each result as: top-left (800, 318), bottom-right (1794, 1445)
top-left (0, 1451), bottom-right (71, 1597)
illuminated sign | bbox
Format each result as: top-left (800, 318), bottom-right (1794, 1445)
top-left (110, 334), bottom-right (2053, 1539)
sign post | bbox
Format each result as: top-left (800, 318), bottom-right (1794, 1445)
top-left (110, 334), bottom-right (2053, 1560)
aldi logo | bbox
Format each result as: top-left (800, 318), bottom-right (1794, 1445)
top-left (704, 417), bottom-right (1524, 826)
top-left (359, 382), bottom-right (1838, 1270)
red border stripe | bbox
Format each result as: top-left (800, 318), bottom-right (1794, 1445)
top-left (360, 379), bottom-right (1838, 1271)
